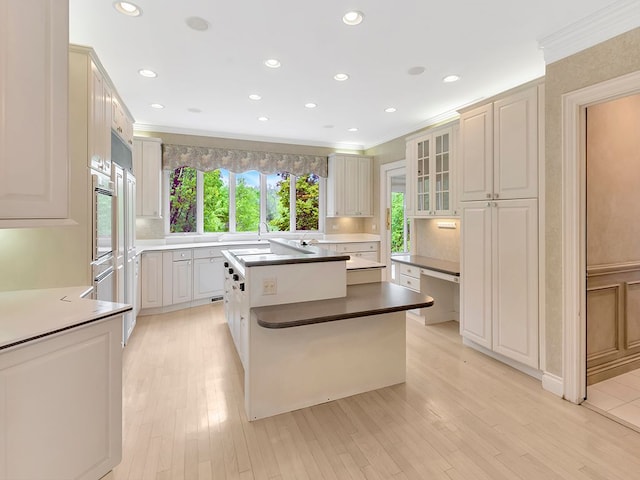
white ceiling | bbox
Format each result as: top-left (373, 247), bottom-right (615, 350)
top-left (69, 0), bottom-right (619, 150)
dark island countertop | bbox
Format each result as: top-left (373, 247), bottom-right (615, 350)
top-left (253, 281), bottom-right (434, 329)
top-left (391, 255), bottom-right (460, 277)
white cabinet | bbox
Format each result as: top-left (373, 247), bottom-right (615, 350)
top-left (112, 96), bottom-right (134, 147)
top-left (88, 61), bottom-right (111, 175)
top-left (459, 85), bottom-right (539, 202)
top-left (332, 241), bottom-right (379, 261)
top-left (406, 124), bottom-right (457, 217)
top-left (133, 137), bottom-right (163, 218)
top-left (327, 154), bottom-right (373, 217)
top-left (398, 263), bottom-right (421, 293)
top-left (0, 0), bottom-right (69, 225)
top-left (172, 249), bottom-right (193, 304)
top-left (0, 314), bottom-right (122, 480)
top-left (460, 199), bottom-right (539, 368)
top-left (141, 251), bottom-right (163, 309)
top-left (193, 247), bottom-right (225, 300)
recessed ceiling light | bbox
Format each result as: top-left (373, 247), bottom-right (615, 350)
top-left (384, 107), bottom-right (397, 113)
top-left (248, 94), bottom-right (262, 100)
top-left (150, 103), bottom-right (164, 109)
top-left (342, 11), bottom-right (364, 26)
top-left (334, 73), bottom-right (349, 81)
top-left (407, 66), bottom-right (426, 76)
top-left (258, 116), bottom-right (269, 122)
top-left (138, 69), bottom-right (157, 78)
top-left (185, 16), bottom-right (209, 31)
top-left (113, 1), bottom-right (142, 17)
top-left (264, 59), bottom-right (281, 69)
top-left (347, 127), bottom-right (358, 132)
top-left (443, 74), bottom-right (461, 83)
top-left (305, 103), bottom-right (317, 109)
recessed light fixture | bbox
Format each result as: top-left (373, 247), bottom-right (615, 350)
top-left (443, 74), bottom-right (461, 83)
top-left (138, 69), bottom-right (157, 78)
top-left (305, 103), bottom-right (317, 109)
top-left (258, 116), bottom-right (269, 122)
top-left (150, 103), bottom-right (164, 109)
top-left (248, 94), bottom-right (262, 100)
top-left (334, 73), bottom-right (349, 81)
top-left (185, 16), bottom-right (209, 31)
top-left (264, 59), bottom-right (281, 69)
top-left (113, 1), bottom-right (142, 17)
top-left (407, 66), bottom-right (426, 76)
top-left (342, 11), bottom-right (364, 26)
top-left (347, 127), bottom-right (358, 132)
top-left (384, 107), bottom-right (397, 113)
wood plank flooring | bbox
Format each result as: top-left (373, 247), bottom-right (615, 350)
top-left (108, 304), bottom-right (640, 479)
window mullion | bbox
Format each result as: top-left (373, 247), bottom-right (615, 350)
top-left (260, 173), bottom-right (267, 228)
top-left (229, 172), bottom-right (236, 233)
top-left (196, 170), bottom-right (204, 234)
top-left (290, 175), bottom-right (296, 232)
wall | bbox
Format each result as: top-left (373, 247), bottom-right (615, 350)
top-left (545, 27), bottom-right (640, 376)
top-left (413, 218), bottom-right (460, 262)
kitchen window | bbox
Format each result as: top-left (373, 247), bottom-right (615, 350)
top-left (167, 167), bottom-right (323, 234)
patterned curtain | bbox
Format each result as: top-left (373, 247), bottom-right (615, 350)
top-left (162, 144), bottom-right (328, 177)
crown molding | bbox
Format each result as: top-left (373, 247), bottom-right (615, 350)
top-left (538, 0), bottom-right (640, 64)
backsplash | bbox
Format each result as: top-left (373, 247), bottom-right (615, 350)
top-left (136, 218), bottom-right (165, 239)
top-left (413, 218), bottom-right (460, 263)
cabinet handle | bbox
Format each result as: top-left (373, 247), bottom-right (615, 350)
top-left (486, 193), bottom-right (492, 199)
top-left (494, 193), bottom-right (499, 199)
top-left (487, 202), bottom-right (491, 207)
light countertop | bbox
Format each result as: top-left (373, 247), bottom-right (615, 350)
top-left (0, 287), bottom-right (131, 351)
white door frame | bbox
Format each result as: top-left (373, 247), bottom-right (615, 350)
top-left (379, 160), bottom-right (406, 281)
top-left (562, 70), bottom-right (640, 403)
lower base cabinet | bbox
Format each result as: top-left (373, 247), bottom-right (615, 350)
top-left (0, 315), bottom-right (122, 480)
top-left (460, 199), bottom-right (539, 368)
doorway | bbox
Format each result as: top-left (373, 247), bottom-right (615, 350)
top-left (380, 161), bottom-right (408, 281)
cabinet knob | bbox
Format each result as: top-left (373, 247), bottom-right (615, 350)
top-left (486, 193), bottom-right (492, 199)
top-left (494, 193), bottom-right (500, 199)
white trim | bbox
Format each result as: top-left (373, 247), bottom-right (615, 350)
top-left (538, 0), bottom-right (640, 64)
top-left (380, 160), bottom-right (406, 282)
top-left (538, 84), bottom-right (547, 373)
top-left (542, 372), bottom-right (564, 398)
top-left (562, 70), bottom-right (640, 404)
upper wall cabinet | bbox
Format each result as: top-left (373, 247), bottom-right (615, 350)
top-left (112, 96), bottom-right (134, 147)
top-left (406, 123), bottom-right (458, 217)
top-left (458, 85), bottom-right (539, 202)
top-left (133, 137), bottom-right (163, 218)
top-left (327, 154), bottom-right (372, 217)
top-left (0, 0), bottom-right (69, 226)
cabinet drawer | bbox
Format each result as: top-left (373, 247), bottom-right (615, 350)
top-left (334, 242), bottom-right (378, 253)
top-left (399, 263), bottom-right (420, 278)
top-left (172, 249), bottom-right (192, 261)
top-left (399, 274), bottom-right (421, 293)
top-left (193, 246), bottom-right (223, 259)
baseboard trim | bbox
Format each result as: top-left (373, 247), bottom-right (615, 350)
top-left (462, 337), bottom-right (542, 380)
top-left (139, 296), bottom-right (223, 316)
top-left (542, 372), bottom-right (564, 398)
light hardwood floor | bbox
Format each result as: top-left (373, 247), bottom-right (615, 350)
top-left (109, 304), bottom-right (640, 479)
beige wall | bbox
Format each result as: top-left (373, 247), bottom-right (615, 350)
top-left (545, 27), bottom-right (640, 375)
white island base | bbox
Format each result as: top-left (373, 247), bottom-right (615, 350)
top-left (246, 310), bottom-right (406, 421)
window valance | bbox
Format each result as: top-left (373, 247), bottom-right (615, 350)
top-left (162, 144), bottom-right (328, 178)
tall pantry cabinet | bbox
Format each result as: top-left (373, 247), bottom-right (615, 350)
top-left (459, 82), bottom-right (542, 369)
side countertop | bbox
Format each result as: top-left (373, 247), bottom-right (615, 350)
top-left (0, 287), bottom-right (132, 351)
top-left (391, 255), bottom-right (460, 277)
top-left (253, 281), bottom-right (433, 329)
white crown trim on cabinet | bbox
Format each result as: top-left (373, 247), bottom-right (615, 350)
top-left (538, 0), bottom-right (640, 64)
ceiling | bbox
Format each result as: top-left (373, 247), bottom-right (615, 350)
top-left (69, 0), bottom-right (618, 150)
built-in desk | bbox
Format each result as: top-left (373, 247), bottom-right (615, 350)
top-left (392, 255), bottom-right (460, 325)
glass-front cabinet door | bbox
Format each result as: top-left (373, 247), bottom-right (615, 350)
top-left (408, 125), bottom-right (456, 217)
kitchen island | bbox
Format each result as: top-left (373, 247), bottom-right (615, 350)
top-left (222, 240), bottom-right (433, 420)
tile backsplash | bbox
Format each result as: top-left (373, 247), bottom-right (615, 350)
top-left (413, 218), bottom-right (460, 263)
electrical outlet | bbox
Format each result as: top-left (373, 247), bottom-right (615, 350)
top-left (262, 277), bottom-right (277, 295)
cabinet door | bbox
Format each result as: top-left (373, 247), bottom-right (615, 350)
top-left (459, 104), bottom-right (493, 202)
top-left (433, 129), bottom-right (454, 216)
top-left (0, 0), bottom-right (69, 223)
top-left (193, 257), bottom-right (224, 299)
top-left (460, 202), bottom-right (492, 348)
top-left (492, 199), bottom-right (538, 367)
top-left (493, 87), bottom-right (538, 200)
top-left (125, 173), bottom-right (136, 253)
top-left (343, 158), bottom-right (360, 215)
top-left (356, 157), bottom-right (372, 216)
top-left (172, 260), bottom-right (193, 304)
top-left (89, 62), bottom-right (107, 173)
top-left (327, 155), bottom-right (345, 216)
top-left (414, 136), bottom-right (432, 216)
top-left (141, 140), bottom-right (162, 217)
top-left (141, 252), bottom-right (163, 308)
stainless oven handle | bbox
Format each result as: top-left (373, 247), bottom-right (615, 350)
top-left (95, 266), bottom-right (115, 282)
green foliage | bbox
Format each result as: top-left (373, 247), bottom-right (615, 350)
top-left (235, 175), bottom-right (260, 232)
top-left (391, 192), bottom-right (407, 253)
top-left (268, 173), bottom-right (319, 231)
top-left (203, 170), bottom-right (229, 232)
top-left (169, 167), bottom-right (197, 233)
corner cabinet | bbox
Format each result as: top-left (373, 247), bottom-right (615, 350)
top-left (0, 0), bottom-right (70, 226)
top-left (458, 85), bottom-right (539, 202)
top-left (327, 154), bottom-right (373, 217)
top-left (133, 137), bottom-right (163, 218)
top-left (406, 124), bottom-right (458, 217)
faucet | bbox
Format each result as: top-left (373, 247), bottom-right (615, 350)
top-left (258, 221), bottom-right (270, 241)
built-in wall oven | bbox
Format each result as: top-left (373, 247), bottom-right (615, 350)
top-left (92, 171), bottom-right (115, 301)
